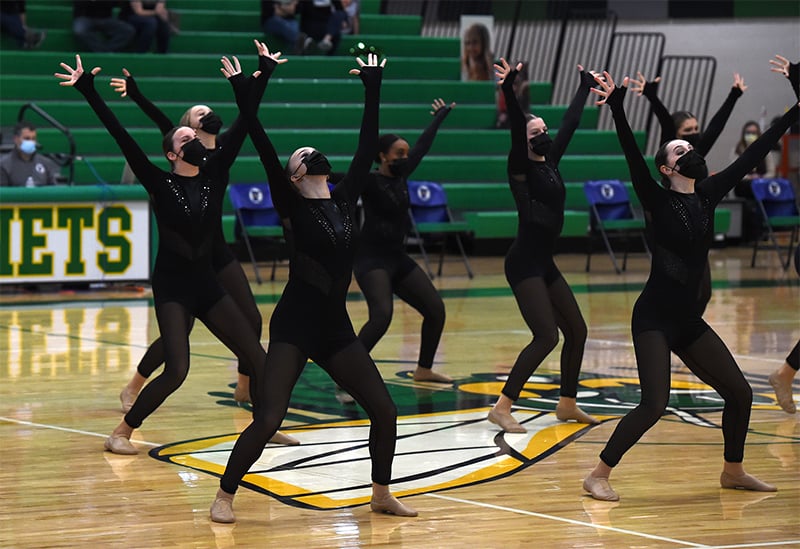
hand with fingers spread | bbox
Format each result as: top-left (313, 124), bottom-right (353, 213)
top-left (55, 54), bottom-right (101, 87)
top-left (431, 97), bottom-right (455, 116)
top-left (219, 55), bottom-right (244, 80)
top-left (732, 72), bottom-right (747, 93)
top-left (253, 39), bottom-right (287, 66)
top-left (591, 71), bottom-right (628, 107)
top-left (493, 57), bottom-right (522, 87)
top-left (628, 71), bottom-right (661, 97)
top-left (577, 63), bottom-right (601, 89)
top-left (110, 68), bottom-right (133, 97)
top-left (349, 52), bottom-right (386, 89)
top-left (771, 54), bottom-right (799, 98)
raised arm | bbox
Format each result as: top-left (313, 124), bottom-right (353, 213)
top-left (696, 74), bottom-right (745, 155)
top-left (770, 54), bottom-right (799, 99)
top-left (594, 71), bottom-right (664, 211)
top-left (497, 58), bottom-right (527, 179)
top-left (630, 72), bottom-right (674, 146)
top-left (110, 69), bottom-right (174, 135)
top-left (550, 65), bottom-right (596, 165)
top-left (56, 55), bottom-right (162, 194)
top-left (227, 47), bottom-right (294, 218)
top-left (401, 98), bottom-right (454, 177)
top-left (703, 100), bottom-right (800, 203)
top-left (338, 53), bottom-right (384, 202)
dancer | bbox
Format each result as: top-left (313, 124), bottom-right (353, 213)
top-left (766, 55), bottom-right (799, 415)
top-left (111, 61), bottom-right (259, 407)
top-left (486, 59), bottom-right (599, 433)
top-left (353, 98), bottom-right (455, 386)
top-left (55, 53), bottom-right (272, 455)
top-left (210, 47), bottom-right (417, 523)
top-left (109, 50), bottom-right (297, 446)
top-left (630, 69), bottom-right (747, 310)
top-left (582, 68), bottom-right (798, 501)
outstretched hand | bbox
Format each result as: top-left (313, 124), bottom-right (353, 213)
top-left (349, 52), bottom-right (386, 75)
top-left (591, 71), bottom-right (628, 106)
top-left (55, 54), bottom-right (101, 86)
top-left (220, 56), bottom-right (244, 79)
top-left (109, 68), bottom-right (132, 97)
top-left (628, 71), bottom-right (660, 96)
top-left (494, 57), bottom-right (522, 85)
top-left (769, 54), bottom-right (790, 77)
top-left (732, 72), bottom-right (747, 92)
top-left (431, 97), bottom-right (455, 115)
top-left (253, 39), bottom-right (287, 66)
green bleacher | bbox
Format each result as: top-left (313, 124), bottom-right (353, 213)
top-left (0, 0), bottom-right (650, 246)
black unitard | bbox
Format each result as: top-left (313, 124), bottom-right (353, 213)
top-left (499, 69), bottom-right (594, 401)
top-left (353, 106), bottom-right (451, 369)
top-left (219, 60), bottom-right (398, 494)
top-left (599, 84), bottom-right (799, 467)
top-left (123, 74), bottom-right (264, 379)
top-left (643, 80), bottom-right (743, 310)
top-left (72, 71), bottom-right (269, 429)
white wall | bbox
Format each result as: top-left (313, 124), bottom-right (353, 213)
top-left (616, 18), bottom-right (800, 172)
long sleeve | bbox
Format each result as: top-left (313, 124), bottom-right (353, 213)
top-left (550, 70), bottom-right (595, 165)
top-left (209, 74), bottom-right (250, 174)
top-left (231, 61), bottom-right (294, 219)
top-left (73, 72), bottom-right (163, 194)
top-left (696, 86), bottom-right (742, 155)
top-left (124, 75), bottom-right (173, 136)
top-left (337, 66), bottom-right (382, 203)
top-left (608, 85), bottom-right (663, 211)
top-left (218, 55), bottom-right (275, 151)
top-left (789, 62), bottom-right (799, 99)
top-left (701, 103), bottom-right (800, 204)
top-left (503, 69), bottom-right (528, 178)
top-left (401, 105), bottom-right (451, 177)
top-left (642, 80), bottom-right (675, 146)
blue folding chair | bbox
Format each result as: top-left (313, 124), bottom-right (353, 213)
top-left (583, 180), bottom-right (650, 274)
top-left (407, 180), bottom-right (473, 278)
top-left (750, 178), bottom-right (800, 270)
top-left (228, 183), bottom-right (285, 284)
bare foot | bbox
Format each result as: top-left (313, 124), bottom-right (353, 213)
top-left (556, 402), bottom-right (600, 424)
top-left (412, 367), bottom-right (453, 383)
top-left (487, 408), bottom-right (526, 433)
top-left (370, 494), bottom-right (418, 517)
top-left (269, 431), bottom-right (300, 446)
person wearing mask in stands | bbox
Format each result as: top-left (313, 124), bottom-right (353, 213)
top-left (0, 121), bottom-right (61, 187)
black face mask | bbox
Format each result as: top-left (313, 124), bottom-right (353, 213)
top-left (529, 133), bottom-right (552, 156)
top-left (673, 149), bottom-right (707, 180)
top-left (178, 138), bottom-right (208, 167)
top-left (388, 157), bottom-right (408, 177)
top-left (302, 150), bottom-right (331, 176)
top-left (682, 133), bottom-right (700, 147)
top-left (199, 112), bottom-right (223, 135)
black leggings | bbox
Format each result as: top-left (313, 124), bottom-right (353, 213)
top-left (135, 260), bottom-right (262, 378)
top-left (787, 340), bottom-right (800, 371)
top-left (357, 265), bottom-right (446, 369)
top-left (220, 339), bottom-right (398, 494)
top-left (599, 328), bottom-right (753, 467)
top-left (502, 275), bottom-right (587, 400)
top-left (124, 294), bottom-right (267, 428)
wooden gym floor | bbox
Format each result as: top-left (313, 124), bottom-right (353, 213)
top-left (1, 246), bottom-right (798, 548)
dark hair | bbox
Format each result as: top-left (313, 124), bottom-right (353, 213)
top-left (162, 127), bottom-right (179, 156)
top-left (654, 140), bottom-right (673, 188)
top-left (376, 133), bottom-right (402, 163)
top-left (671, 110), bottom-right (696, 131)
top-left (13, 120), bottom-right (35, 135)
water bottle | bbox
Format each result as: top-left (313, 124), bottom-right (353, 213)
top-left (25, 176), bottom-right (35, 188)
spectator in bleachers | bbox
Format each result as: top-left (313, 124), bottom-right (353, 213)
top-left (118, 0), bottom-right (171, 53)
top-left (340, 0), bottom-right (359, 35)
top-left (260, 0), bottom-right (307, 55)
top-left (460, 22), bottom-right (493, 82)
top-left (72, 0), bottom-right (135, 53)
top-left (0, 121), bottom-right (61, 187)
top-left (0, 1), bottom-right (45, 49)
top-left (297, 0), bottom-right (347, 55)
